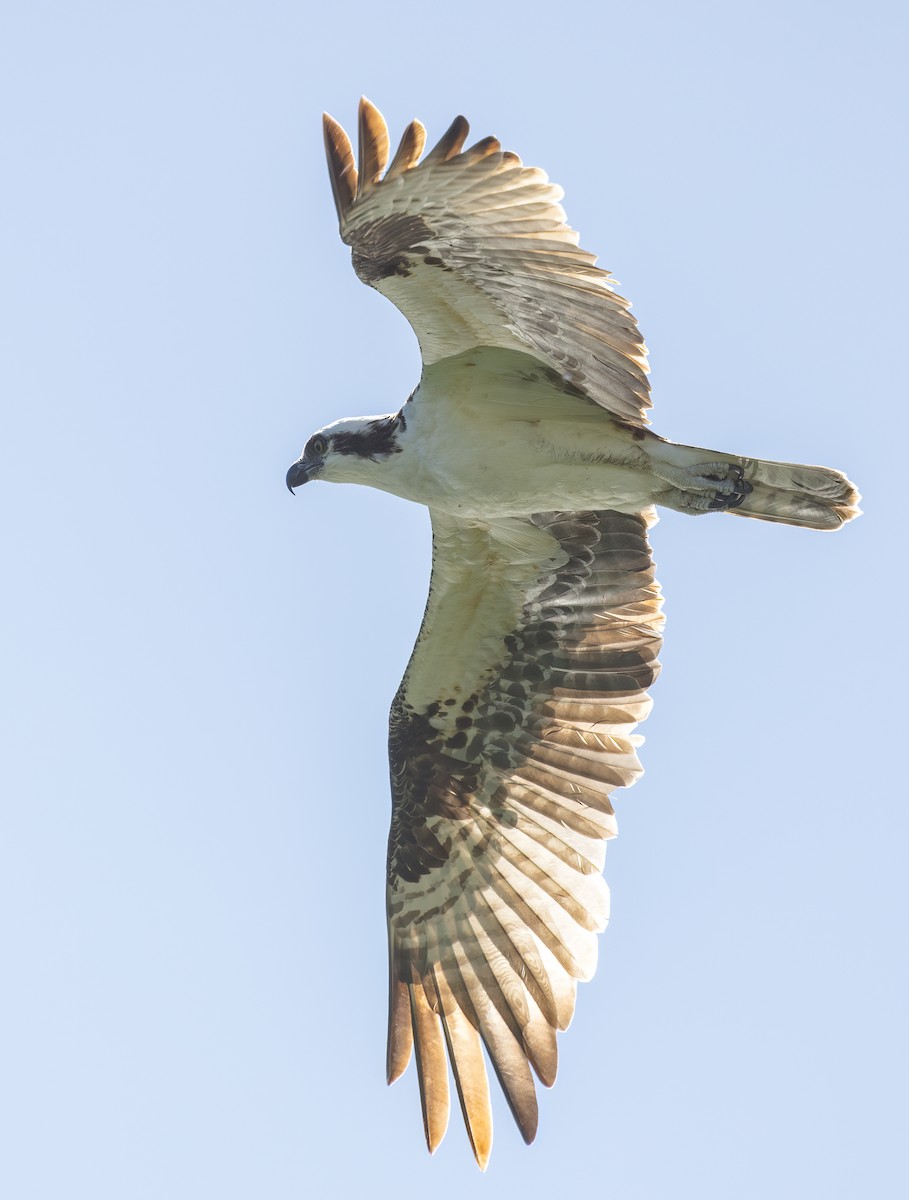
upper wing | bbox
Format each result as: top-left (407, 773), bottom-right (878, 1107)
top-left (386, 507), bottom-right (664, 1166)
top-left (324, 98), bottom-right (651, 426)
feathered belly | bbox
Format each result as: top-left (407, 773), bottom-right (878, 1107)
top-left (431, 464), bottom-right (659, 517)
top-left (374, 348), bottom-right (661, 517)
top-left (390, 419), bottom-right (657, 517)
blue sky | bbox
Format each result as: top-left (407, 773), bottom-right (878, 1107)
top-left (2, 1), bottom-right (906, 1196)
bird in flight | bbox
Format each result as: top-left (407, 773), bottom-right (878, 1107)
top-left (286, 98), bottom-right (859, 1168)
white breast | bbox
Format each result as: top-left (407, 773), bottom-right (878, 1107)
top-left (384, 348), bottom-right (658, 518)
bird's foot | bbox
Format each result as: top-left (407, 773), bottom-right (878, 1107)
top-left (653, 461), bottom-right (754, 512)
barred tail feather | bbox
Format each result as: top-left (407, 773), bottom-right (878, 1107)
top-left (734, 457), bottom-right (861, 530)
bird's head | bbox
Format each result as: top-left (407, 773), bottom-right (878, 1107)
top-left (286, 413), bottom-right (405, 492)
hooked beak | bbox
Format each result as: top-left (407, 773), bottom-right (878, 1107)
top-left (286, 460), bottom-right (310, 493)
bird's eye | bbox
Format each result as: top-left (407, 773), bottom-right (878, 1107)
top-left (311, 436), bottom-right (328, 457)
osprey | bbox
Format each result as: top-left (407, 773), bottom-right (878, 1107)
top-left (286, 99), bottom-right (859, 1168)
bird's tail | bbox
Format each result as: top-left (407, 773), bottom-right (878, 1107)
top-left (731, 456), bottom-right (861, 530)
top-left (650, 439), bottom-right (861, 530)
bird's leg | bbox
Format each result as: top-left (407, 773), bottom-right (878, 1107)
top-left (647, 442), bottom-right (754, 512)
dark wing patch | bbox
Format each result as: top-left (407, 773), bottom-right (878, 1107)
top-left (385, 508), bottom-right (664, 1165)
top-left (350, 214), bottom-right (433, 285)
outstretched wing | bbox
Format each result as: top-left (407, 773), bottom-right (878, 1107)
top-left (324, 98), bottom-right (651, 426)
top-left (386, 508), bottom-right (664, 1167)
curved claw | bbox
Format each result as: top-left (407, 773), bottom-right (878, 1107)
top-left (708, 465), bottom-right (753, 510)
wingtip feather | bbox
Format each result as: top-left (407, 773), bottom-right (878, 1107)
top-left (386, 118), bottom-right (427, 179)
top-left (322, 111), bottom-right (357, 222)
top-left (357, 96), bottom-right (389, 195)
top-left (409, 982), bottom-right (451, 1155)
top-left (432, 967), bottom-right (494, 1170)
top-left (424, 114), bottom-right (470, 163)
top-left (387, 975), bottom-right (413, 1084)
